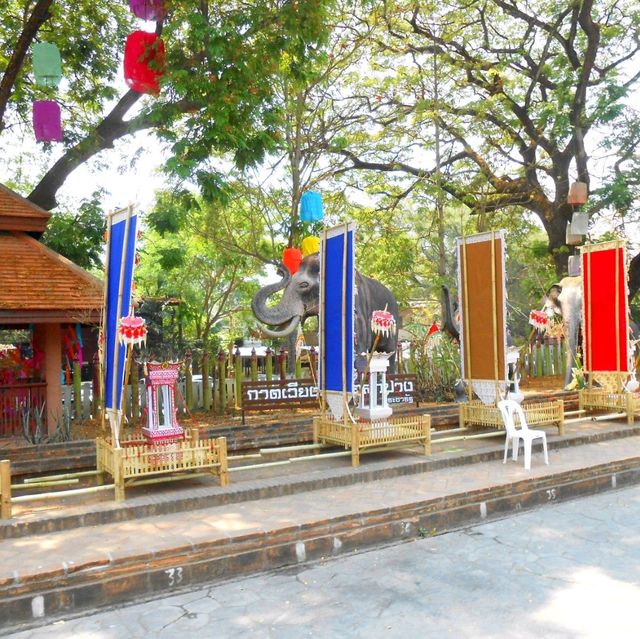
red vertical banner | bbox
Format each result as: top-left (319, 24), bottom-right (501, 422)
top-left (581, 242), bottom-right (628, 373)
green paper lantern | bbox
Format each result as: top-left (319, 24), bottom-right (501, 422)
top-left (33, 42), bottom-right (62, 88)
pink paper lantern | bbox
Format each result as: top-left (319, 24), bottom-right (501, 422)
top-left (129, 0), bottom-right (165, 21)
top-left (33, 100), bottom-right (62, 142)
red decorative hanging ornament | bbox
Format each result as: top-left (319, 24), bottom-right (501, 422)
top-left (124, 31), bottom-right (165, 94)
top-left (33, 100), bottom-right (62, 142)
top-left (282, 247), bottom-right (303, 274)
top-left (118, 315), bottom-right (148, 348)
top-left (371, 310), bottom-right (396, 337)
top-left (528, 309), bottom-right (549, 332)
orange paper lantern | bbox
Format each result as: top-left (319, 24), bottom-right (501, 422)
top-left (282, 247), bottom-right (303, 274)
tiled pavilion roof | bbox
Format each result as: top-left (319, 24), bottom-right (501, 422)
top-left (0, 185), bottom-right (103, 324)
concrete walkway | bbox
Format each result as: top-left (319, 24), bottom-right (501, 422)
top-left (9, 483), bottom-right (640, 638)
top-left (2, 419), bottom-right (640, 631)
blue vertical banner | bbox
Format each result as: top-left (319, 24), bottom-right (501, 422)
top-left (319, 222), bottom-right (355, 420)
top-left (103, 206), bottom-right (138, 440)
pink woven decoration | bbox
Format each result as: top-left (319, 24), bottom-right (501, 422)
top-left (33, 101), bottom-right (62, 142)
top-left (371, 310), bottom-right (395, 337)
top-left (129, 0), bottom-right (165, 21)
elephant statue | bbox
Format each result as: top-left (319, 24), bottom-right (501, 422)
top-left (544, 274), bottom-right (640, 388)
top-left (542, 277), bottom-right (581, 387)
top-left (251, 253), bottom-right (400, 370)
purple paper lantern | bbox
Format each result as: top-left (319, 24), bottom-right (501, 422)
top-left (129, 0), bottom-right (165, 21)
top-left (33, 101), bottom-right (62, 142)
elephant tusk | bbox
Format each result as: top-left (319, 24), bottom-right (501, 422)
top-left (260, 315), bottom-right (302, 338)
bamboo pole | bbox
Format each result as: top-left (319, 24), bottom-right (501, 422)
top-left (11, 484), bottom-right (114, 504)
top-left (490, 230), bottom-right (499, 398)
top-left (73, 358), bottom-right (82, 419)
top-left (229, 460), bottom-right (292, 472)
top-left (12, 478), bottom-right (79, 490)
top-left (320, 227), bottom-right (328, 420)
top-left (99, 213), bottom-right (113, 433)
top-left (1, 460), bottom-right (11, 519)
top-left (586, 242), bottom-right (593, 389)
top-left (615, 243), bottom-right (621, 387)
top-left (23, 470), bottom-right (100, 483)
top-left (259, 443), bottom-right (325, 454)
top-left (341, 222), bottom-right (349, 427)
top-left (461, 237), bottom-right (472, 399)
top-left (433, 430), bottom-right (506, 444)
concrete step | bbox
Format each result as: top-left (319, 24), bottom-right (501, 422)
top-left (0, 425), bottom-right (638, 633)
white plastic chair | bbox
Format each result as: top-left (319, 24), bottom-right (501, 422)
top-left (497, 399), bottom-right (549, 470)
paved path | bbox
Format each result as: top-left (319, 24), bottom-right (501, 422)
top-left (11, 483), bottom-right (640, 639)
top-left (2, 433), bottom-right (639, 585)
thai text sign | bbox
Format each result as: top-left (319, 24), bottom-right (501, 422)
top-left (242, 379), bottom-right (319, 411)
top-left (355, 374), bottom-right (416, 405)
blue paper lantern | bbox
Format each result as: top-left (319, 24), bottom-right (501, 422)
top-left (300, 191), bottom-right (323, 222)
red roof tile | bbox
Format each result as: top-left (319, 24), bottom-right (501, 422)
top-left (0, 183), bottom-right (50, 234)
top-left (0, 231), bottom-right (103, 323)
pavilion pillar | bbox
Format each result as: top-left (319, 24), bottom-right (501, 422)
top-left (34, 323), bottom-right (63, 435)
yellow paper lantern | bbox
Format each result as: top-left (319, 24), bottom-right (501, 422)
top-left (301, 236), bottom-right (320, 256)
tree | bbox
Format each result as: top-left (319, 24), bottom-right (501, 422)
top-left (137, 192), bottom-right (259, 354)
top-left (327, 0), bottom-right (640, 275)
top-left (0, 0), bottom-right (334, 210)
top-left (40, 190), bottom-right (106, 270)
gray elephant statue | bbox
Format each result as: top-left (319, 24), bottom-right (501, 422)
top-left (251, 253), bottom-right (400, 370)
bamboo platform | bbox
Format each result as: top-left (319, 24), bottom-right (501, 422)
top-left (313, 414), bottom-right (431, 467)
top-left (96, 429), bottom-right (229, 501)
top-left (460, 399), bottom-right (564, 435)
top-left (579, 389), bottom-right (640, 426)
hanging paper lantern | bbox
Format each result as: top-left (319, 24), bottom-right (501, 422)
top-left (129, 0), bottom-right (165, 21)
top-left (371, 310), bottom-right (396, 337)
top-left (567, 181), bottom-right (588, 205)
top-left (301, 236), bottom-right (320, 257)
top-left (570, 211), bottom-right (589, 235)
top-left (32, 42), bottom-right (62, 87)
top-left (118, 315), bottom-right (148, 348)
top-left (299, 191), bottom-right (324, 222)
top-left (124, 31), bottom-right (165, 94)
top-left (282, 247), bottom-right (303, 274)
top-left (33, 101), bottom-right (62, 142)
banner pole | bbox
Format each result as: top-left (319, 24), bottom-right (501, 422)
top-left (461, 236), bottom-right (472, 400)
top-left (341, 223), bottom-right (348, 427)
top-left (109, 205), bottom-right (134, 446)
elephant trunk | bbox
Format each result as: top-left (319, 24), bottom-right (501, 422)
top-left (251, 263), bottom-right (304, 338)
top-left (251, 264), bottom-right (293, 327)
top-left (441, 285), bottom-right (460, 342)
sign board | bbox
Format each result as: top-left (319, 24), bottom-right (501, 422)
top-left (355, 374), bottom-right (416, 406)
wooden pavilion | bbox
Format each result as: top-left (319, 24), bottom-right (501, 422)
top-left (0, 183), bottom-right (103, 436)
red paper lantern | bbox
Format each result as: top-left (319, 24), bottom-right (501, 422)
top-left (124, 31), bottom-right (165, 94)
top-left (282, 247), bottom-right (303, 274)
